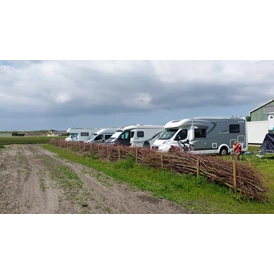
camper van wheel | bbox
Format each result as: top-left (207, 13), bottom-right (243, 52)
top-left (219, 147), bottom-right (228, 155)
top-left (143, 141), bottom-right (150, 149)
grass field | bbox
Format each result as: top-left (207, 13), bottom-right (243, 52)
top-left (0, 136), bottom-right (65, 145)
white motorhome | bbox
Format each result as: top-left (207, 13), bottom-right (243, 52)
top-left (65, 128), bottom-right (100, 142)
top-left (106, 124), bottom-right (164, 148)
top-left (152, 116), bottom-right (248, 155)
top-left (84, 128), bottom-right (119, 143)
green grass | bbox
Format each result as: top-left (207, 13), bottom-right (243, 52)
top-left (51, 165), bottom-right (83, 190)
top-left (40, 156), bottom-right (88, 208)
top-left (0, 136), bottom-right (65, 145)
top-left (0, 144), bottom-right (4, 149)
top-left (42, 144), bottom-right (274, 213)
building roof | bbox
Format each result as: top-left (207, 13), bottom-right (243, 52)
top-left (249, 98), bottom-right (274, 115)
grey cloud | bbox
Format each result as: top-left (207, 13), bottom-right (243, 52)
top-left (1, 60), bottom-right (274, 120)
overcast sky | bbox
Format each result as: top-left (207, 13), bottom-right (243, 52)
top-left (0, 60), bottom-right (273, 131)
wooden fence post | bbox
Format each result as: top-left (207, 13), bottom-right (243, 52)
top-left (233, 160), bottom-right (237, 189)
top-left (136, 148), bottom-right (138, 163)
top-left (118, 146), bottom-right (120, 161)
top-left (160, 154), bottom-right (164, 168)
top-left (248, 159), bottom-right (252, 168)
top-left (196, 158), bottom-right (200, 178)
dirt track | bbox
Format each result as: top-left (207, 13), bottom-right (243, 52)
top-left (0, 144), bottom-right (189, 214)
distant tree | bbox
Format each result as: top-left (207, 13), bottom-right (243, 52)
top-left (12, 131), bottom-right (18, 136)
top-left (245, 116), bottom-right (251, 121)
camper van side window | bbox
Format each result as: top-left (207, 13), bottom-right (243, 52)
top-left (229, 124), bottom-right (240, 133)
top-left (95, 135), bottom-right (103, 140)
top-left (121, 131), bottom-right (129, 140)
top-left (175, 130), bottom-right (187, 140)
top-left (130, 131), bottom-right (134, 138)
top-left (121, 131), bottom-right (128, 140)
top-left (105, 135), bottom-right (112, 140)
top-left (194, 129), bottom-right (206, 138)
top-left (81, 132), bottom-right (89, 136)
top-left (137, 131), bottom-right (144, 138)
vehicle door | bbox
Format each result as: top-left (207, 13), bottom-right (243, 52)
top-left (93, 134), bottom-right (104, 143)
top-left (117, 130), bottom-right (132, 146)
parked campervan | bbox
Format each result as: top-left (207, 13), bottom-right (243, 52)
top-left (152, 116), bottom-right (248, 155)
top-left (65, 128), bottom-right (100, 142)
top-left (84, 128), bottom-right (119, 143)
top-left (106, 124), bottom-right (164, 148)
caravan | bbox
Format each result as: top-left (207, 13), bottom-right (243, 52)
top-left (152, 116), bottom-right (248, 155)
top-left (65, 128), bottom-right (100, 142)
top-left (84, 128), bottom-right (118, 143)
top-left (106, 124), bottom-right (164, 148)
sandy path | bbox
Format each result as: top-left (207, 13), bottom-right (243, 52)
top-left (0, 144), bottom-right (189, 214)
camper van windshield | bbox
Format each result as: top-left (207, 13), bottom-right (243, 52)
top-left (87, 133), bottom-right (97, 141)
top-left (110, 131), bottom-right (122, 139)
top-left (70, 133), bottom-right (79, 138)
top-left (89, 132), bottom-right (98, 139)
top-left (159, 129), bottom-right (178, 140)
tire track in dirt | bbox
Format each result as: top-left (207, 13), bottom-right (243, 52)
top-left (15, 146), bottom-right (59, 214)
top-left (0, 145), bottom-right (66, 213)
top-left (0, 144), bottom-right (189, 214)
top-left (36, 145), bottom-right (189, 214)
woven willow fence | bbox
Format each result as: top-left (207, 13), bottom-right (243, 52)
top-left (50, 139), bottom-right (266, 201)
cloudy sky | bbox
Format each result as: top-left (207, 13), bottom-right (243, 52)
top-left (0, 60), bottom-right (273, 130)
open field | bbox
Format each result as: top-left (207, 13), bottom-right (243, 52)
top-left (0, 136), bottom-right (65, 145)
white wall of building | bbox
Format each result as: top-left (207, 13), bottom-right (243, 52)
top-left (247, 121), bottom-right (268, 144)
top-left (268, 113), bottom-right (274, 130)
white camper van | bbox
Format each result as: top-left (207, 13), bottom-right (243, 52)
top-left (106, 124), bottom-right (164, 148)
top-left (65, 128), bottom-right (100, 142)
top-left (84, 128), bottom-right (118, 143)
top-left (152, 116), bottom-right (247, 155)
